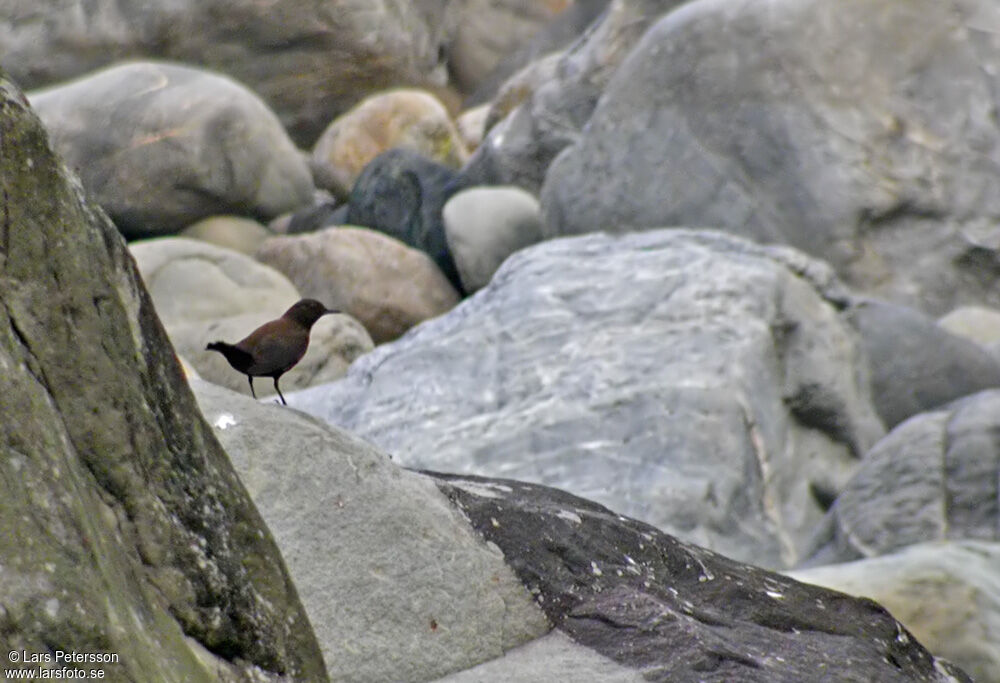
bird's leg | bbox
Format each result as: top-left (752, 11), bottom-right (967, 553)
top-left (274, 377), bottom-right (287, 406)
top-left (248, 376), bottom-right (256, 399)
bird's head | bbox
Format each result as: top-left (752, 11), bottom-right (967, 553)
top-left (283, 298), bottom-right (339, 328)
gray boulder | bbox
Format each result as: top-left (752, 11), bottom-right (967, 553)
top-left (462, 0), bottom-right (688, 193)
top-left (428, 472), bottom-right (971, 682)
top-left (191, 380), bottom-right (550, 682)
top-left (3, 1), bottom-right (453, 145)
top-left (442, 185), bottom-right (544, 292)
top-left (30, 61), bottom-right (314, 239)
top-left (807, 389), bottom-right (1000, 564)
top-left (846, 300), bottom-right (1000, 428)
top-left (0, 69), bottom-right (325, 680)
top-left (290, 229), bottom-right (885, 569)
top-left (789, 541), bottom-right (1000, 683)
top-left (541, 0), bottom-right (1000, 315)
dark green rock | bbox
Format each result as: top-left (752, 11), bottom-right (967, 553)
top-left (0, 71), bottom-right (327, 681)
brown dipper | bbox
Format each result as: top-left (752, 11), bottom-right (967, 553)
top-left (206, 298), bottom-right (338, 405)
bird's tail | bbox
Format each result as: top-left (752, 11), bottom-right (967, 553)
top-left (206, 341), bottom-right (254, 372)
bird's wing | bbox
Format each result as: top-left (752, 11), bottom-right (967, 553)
top-left (241, 323), bottom-right (309, 376)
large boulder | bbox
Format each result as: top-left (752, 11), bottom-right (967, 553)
top-left (790, 541), bottom-right (1000, 683)
top-left (540, 0), bottom-right (1000, 315)
top-left (130, 237), bottom-right (373, 397)
top-left (256, 227), bottom-right (461, 344)
top-left (2, 1), bottom-right (454, 145)
top-left (191, 380), bottom-right (550, 682)
top-left (428, 472), bottom-right (971, 682)
top-left (806, 389), bottom-right (1000, 564)
top-left (289, 229), bottom-right (886, 569)
top-left (30, 61), bottom-right (314, 239)
top-left (461, 0), bottom-right (688, 193)
top-left (0, 70), bottom-right (325, 680)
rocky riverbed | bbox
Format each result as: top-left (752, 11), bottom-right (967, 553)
top-left (2, 1), bottom-right (999, 680)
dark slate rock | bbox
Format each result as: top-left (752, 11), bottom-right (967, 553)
top-left (285, 199), bottom-right (348, 235)
top-left (540, 0), bottom-right (1000, 315)
top-left (847, 299), bottom-right (1000, 428)
top-left (806, 389), bottom-right (1000, 565)
top-left (0, 69), bottom-right (325, 681)
top-left (429, 473), bottom-right (972, 682)
top-left (347, 148), bottom-right (469, 292)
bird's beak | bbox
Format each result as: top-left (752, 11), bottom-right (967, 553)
top-left (325, 309), bottom-right (340, 316)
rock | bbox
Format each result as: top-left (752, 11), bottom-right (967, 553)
top-left (455, 104), bottom-right (491, 152)
top-left (443, 185), bottom-right (544, 292)
top-left (289, 229), bottom-right (886, 569)
top-left (540, 0), bottom-right (1000, 316)
top-left (436, 630), bottom-right (644, 682)
top-left (481, 51), bottom-right (563, 132)
top-left (0, 69), bottom-right (325, 680)
top-left (789, 541), bottom-right (1000, 683)
top-left (2, 1), bottom-right (455, 145)
top-left (464, 0), bottom-right (613, 107)
top-left (129, 237), bottom-right (300, 326)
top-left (30, 61), bottom-right (314, 239)
top-left (256, 227), bottom-right (460, 344)
top-left (807, 389), bottom-right (1000, 565)
top-left (278, 200), bottom-right (350, 235)
top-left (191, 380), bottom-right (550, 682)
top-left (129, 237), bottom-right (373, 396)
top-left (428, 472), bottom-right (971, 682)
top-left (181, 215), bottom-right (273, 255)
top-left (347, 148), bottom-right (470, 292)
top-left (847, 299), bottom-right (1000, 428)
top-left (311, 89), bottom-right (468, 199)
top-left (938, 305), bottom-right (1000, 347)
top-left (448, 0), bottom-right (572, 95)
top-left (462, 0), bottom-right (684, 193)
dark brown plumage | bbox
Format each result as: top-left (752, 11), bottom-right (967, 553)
top-left (206, 298), bottom-right (338, 405)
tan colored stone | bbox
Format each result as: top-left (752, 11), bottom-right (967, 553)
top-left (181, 215), bottom-right (273, 255)
top-left (130, 237), bottom-right (372, 397)
top-left (456, 104), bottom-right (491, 152)
top-left (256, 226), bottom-right (461, 343)
top-left (938, 305), bottom-right (1000, 347)
top-left (311, 89), bottom-right (468, 198)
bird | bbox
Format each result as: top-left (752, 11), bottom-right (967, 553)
top-left (206, 299), bottom-right (338, 405)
